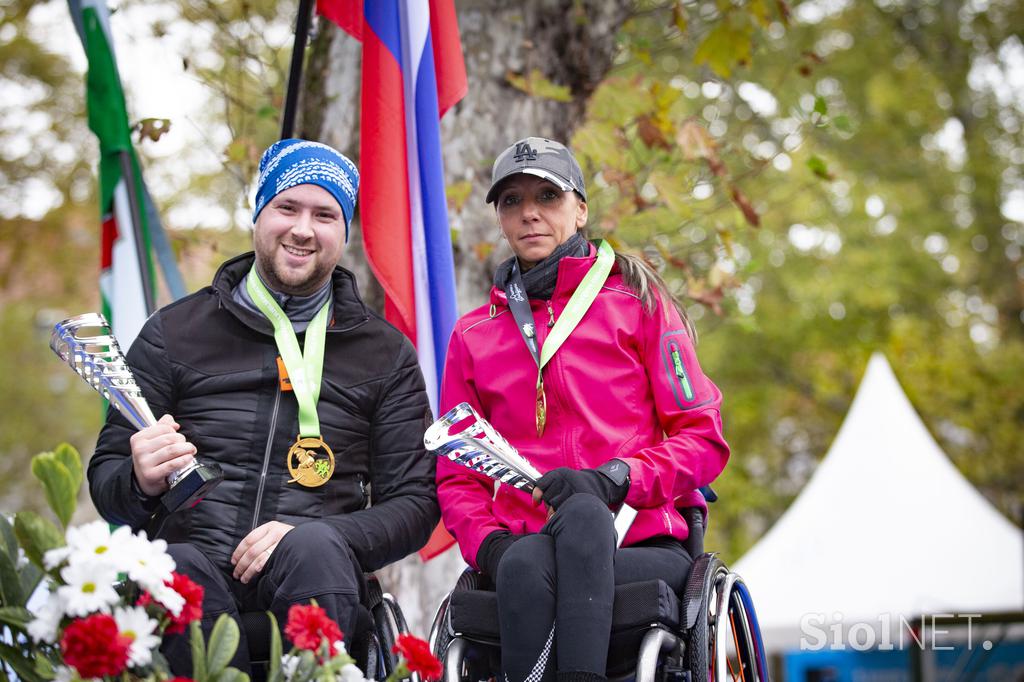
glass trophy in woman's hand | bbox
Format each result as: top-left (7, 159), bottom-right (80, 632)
top-left (425, 402), bottom-right (637, 547)
top-left (50, 313), bottom-right (223, 513)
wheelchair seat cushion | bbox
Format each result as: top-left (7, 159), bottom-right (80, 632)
top-left (448, 579), bottom-right (680, 644)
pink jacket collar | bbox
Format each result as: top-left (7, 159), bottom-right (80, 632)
top-left (489, 241), bottom-right (617, 307)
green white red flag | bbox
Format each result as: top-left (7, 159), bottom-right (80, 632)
top-left (68, 0), bottom-right (156, 349)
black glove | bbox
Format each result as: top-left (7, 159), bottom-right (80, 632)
top-left (476, 530), bottom-right (524, 577)
top-left (535, 459), bottom-right (630, 510)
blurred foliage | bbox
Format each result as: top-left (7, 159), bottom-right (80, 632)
top-left (0, 1), bottom-right (106, 518)
top-left (146, 0), bottom-right (295, 205)
top-left (570, 0), bottom-right (1024, 559)
top-left (1, 0), bottom-right (1021, 567)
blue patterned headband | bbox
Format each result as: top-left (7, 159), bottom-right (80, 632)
top-left (252, 139), bottom-right (360, 241)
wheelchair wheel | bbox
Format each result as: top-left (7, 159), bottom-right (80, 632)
top-left (371, 592), bottom-right (410, 679)
top-left (683, 555), bottom-right (769, 682)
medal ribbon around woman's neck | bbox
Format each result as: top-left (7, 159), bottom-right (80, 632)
top-left (246, 265), bottom-right (335, 487)
top-left (507, 240), bottom-right (615, 436)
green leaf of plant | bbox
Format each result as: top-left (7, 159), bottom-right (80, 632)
top-left (693, 20), bottom-right (753, 78)
top-left (505, 69), bottom-right (572, 103)
top-left (191, 620), bottom-right (208, 681)
top-left (266, 612), bottom-right (283, 682)
top-left (33, 650), bottom-right (56, 680)
top-left (672, 0), bottom-right (687, 33)
top-left (212, 669), bottom-right (246, 682)
top-left (30, 454), bottom-right (76, 529)
top-left (813, 95), bottom-right (828, 116)
top-left (257, 105), bottom-right (278, 120)
top-left (13, 512), bottom-right (64, 570)
top-left (0, 642), bottom-right (45, 682)
top-left (0, 605), bottom-right (32, 630)
top-left (206, 613), bottom-right (241, 677)
top-left (0, 549), bottom-right (26, 606)
top-left (292, 651), bottom-right (317, 682)
top-left (19, 562), bottom-right (43, 605)
top-left (51, 443), bottom-right (83, 493)
top-left (833, 114), bottom-right (852, 132)
top-left (749, 0), bottom-right (772, 26)
top-left (0, 513), bottom-right (19, 558)
top-left (806, 155), bottom-right (832, 180)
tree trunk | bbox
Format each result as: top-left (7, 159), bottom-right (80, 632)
top-left (302, 0), bottom-right (630, 637)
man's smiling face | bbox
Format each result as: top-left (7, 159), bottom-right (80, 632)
top-left (253, 183), bottom-right (345, 295)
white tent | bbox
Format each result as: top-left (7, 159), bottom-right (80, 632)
top-left (734, 353), bottom-right (1024, 650)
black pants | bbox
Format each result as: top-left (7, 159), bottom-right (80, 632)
top-left (496, 495), bottom-right (693, 682)
top-left (162, 521), bottom-right (365, 676)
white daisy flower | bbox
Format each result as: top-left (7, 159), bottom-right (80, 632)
top-left (122, 531), bottom-right (175, 595)
top-left (114, 605), bottom-right (161, 668)
top-left (146, 580), bottom-right (185, 617)
top-left (43, 545), bottom-right (72, 571)
top-left (57, 561), bottom-right (119, 617)
top-left (59, 521), bottom-right (134, 575)
top-left (281, 654), bottom-right (300, 682)
top-left (27, 591), bottom-right (63, 643)
top-left (339, 662), bottom-right (368, 682)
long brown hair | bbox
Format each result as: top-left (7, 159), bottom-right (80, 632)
top-left (577, 224), bottom-right (697, 343)
top-left (614, 250), bottom-right (698, 343)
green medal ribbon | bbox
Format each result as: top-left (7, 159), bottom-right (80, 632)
top-left (531, 240), bottom-right (615, 434)
top-left (246, 267), bottom-right (330, 438)
top-left (537, 239), bottom-right (615, 371)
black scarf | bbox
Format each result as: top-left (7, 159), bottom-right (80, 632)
top-left (493, 231), bottom-right (590, 301)
top-left (493, 232), bottom-right (590, 365)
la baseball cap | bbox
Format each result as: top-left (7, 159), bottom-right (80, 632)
top-left (485, 137), bottom-right (587, 204)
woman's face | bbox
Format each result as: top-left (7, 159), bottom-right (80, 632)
top-left (495, 174), bottom-right (588, 270)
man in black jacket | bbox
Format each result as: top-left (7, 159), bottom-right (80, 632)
top-left (89, 139), bottom-right (438, 671)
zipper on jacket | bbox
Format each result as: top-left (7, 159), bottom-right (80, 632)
top-left (669, 342), bottom-right (695, 401)
top-left (546, 302), bottom-right (555, 327)
top-left (250, 386), bottom-right (282, 530)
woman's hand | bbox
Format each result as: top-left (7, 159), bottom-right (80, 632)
top-left (532, 461), bottom-right (630, 510)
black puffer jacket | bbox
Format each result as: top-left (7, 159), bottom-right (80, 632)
top-left (89, 253), bottom-right (438, 573)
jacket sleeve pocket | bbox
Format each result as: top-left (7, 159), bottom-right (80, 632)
top-left (660, 331), bottom-right (714, 411)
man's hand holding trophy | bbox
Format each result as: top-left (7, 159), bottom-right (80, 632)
top-left (50, 313), bottom-right (223, 513)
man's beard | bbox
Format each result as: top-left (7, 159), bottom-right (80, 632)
top-left (255, 249), bottom-right (333, 296)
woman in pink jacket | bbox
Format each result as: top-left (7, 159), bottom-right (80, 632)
top-left (437, 137), bottom-right (729, 682)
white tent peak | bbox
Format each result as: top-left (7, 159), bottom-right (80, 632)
top-left (734, 352), bottom-right (1023, 644)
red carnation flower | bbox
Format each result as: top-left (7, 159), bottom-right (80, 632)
top-left (168, 678), bottom-right (195, 682)
top-left (284, 604), bottom-right (343, 655)
top-left (138, 572), bottom-right (204, 635)
top-left (61, 613), bottom-right (132, 678)
top-left (393, 633), bottom-right (442, 681)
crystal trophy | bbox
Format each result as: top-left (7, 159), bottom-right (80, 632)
top-left (425, 402), bottom-right (637, 547)
top-left (50, 313), bottom-right (223, 512)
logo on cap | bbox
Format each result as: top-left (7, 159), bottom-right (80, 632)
top-left (513, 142), bottom-right (538, 163)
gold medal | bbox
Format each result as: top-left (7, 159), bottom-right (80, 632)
top-left (286, 436), bottom-right (335, 487)
top-left (536, 381), bottom-right (547, 437)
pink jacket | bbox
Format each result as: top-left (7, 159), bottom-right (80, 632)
top-left (437, 247), bottom-right (730, 569)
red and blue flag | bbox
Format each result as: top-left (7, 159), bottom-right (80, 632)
top-left (318, 0), bottom-right (466, 416)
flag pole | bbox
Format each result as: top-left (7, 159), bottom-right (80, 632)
top-left (117, 150), bottom-right (156, 314)
top-left (281, 0), bottom-right (315, 139)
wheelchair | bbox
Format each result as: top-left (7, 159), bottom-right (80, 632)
top-left (427, 507), bottom-right (769, 682)
top-left (243, 573), bottom-right (411, 682)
